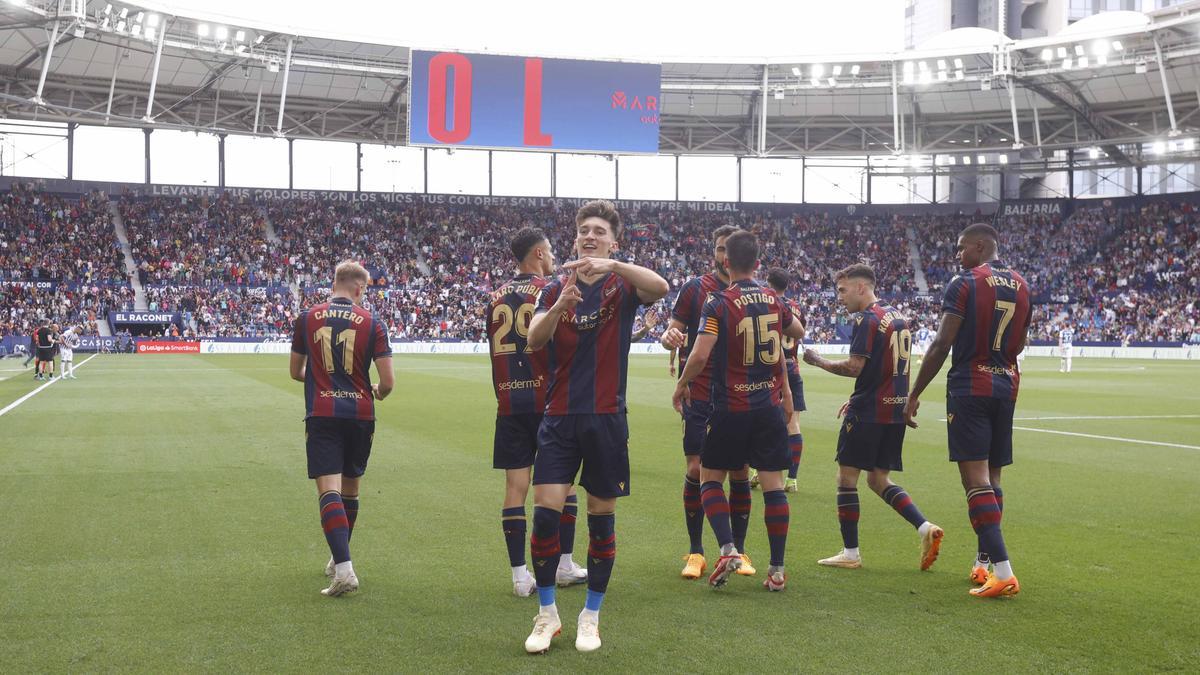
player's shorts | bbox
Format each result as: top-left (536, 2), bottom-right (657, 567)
top-left (835, 416), bottom-right (906, 471)
top-left (534, 413), bottom-right (630, 498)
top-left (305, 416), bottom-right (375, 479)
top-left (681, 397), bottom-right (712, 456)
top-left (493, 412), bottom-right (543, 469)
top-left (946, 395), bottom-right (1015, 467)
top-left (787, 370), bottom-right (807, 412)
top-left (701, 407), bottom-right (789, 472)
top-left (36, 347), bottom-right (54, 361)
top-left (59, 349), bottom-right (73, 362)
top-left (1061, 346), bottom-right (1074, 358)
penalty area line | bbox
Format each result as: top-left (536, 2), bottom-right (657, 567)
top-left (1012, 425), bottom-right (1200, 451)
top-left (0, 354), bottom-right (97, 418)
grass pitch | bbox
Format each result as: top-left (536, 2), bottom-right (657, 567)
top-left (0, 353), bottom-right (1197, 672)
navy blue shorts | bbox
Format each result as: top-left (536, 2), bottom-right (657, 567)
top-left (701, 407), bottom-right (790, 471)
top-left (836, 416), bottom-right (906, 471)
top-left (681, 398), bottom-right (712, 456)
top-left (306, 416), bottom-right (375, 479)
top-left (493, 413), bottom-right (542, 469)
top-left (946, 395), bottom-right (1015, 467)
top-left (787, 370), bottom-right (807, 412)
top-left (534, 413), bottom-right (630, 498)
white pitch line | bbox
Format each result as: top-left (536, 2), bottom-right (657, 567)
top-left (1012, 425), bottom-right (1200, 451)
top-left (938, 414), bottom-right (1200, 422)
top-left (0, 354), bottom-right (97, 418)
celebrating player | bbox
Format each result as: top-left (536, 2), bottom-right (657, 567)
top-left (660, 225), bottom-right (758, 580)
top-left (802, 265), bottom-right (943, 571)
top-left (520, 200), bottom-right (669, 654)
top-left (290, 261), bottom-right (394, 598)
top-left (905, 223), bottom-right (1032, 598)
top-left (672, 231), bottom-right (804, 592)
top-left (59, 324), bottom-right (80, 379)
top-left (489, 227), bottom-right (587, 598)
top-left (1058, 324), bottom-right (1075, 373)
top-left (766, 267), bottom-right (807, 493)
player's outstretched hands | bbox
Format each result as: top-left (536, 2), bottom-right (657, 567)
top-left (551, 271), bottom-right (583, 313)
top-left (836, 400), bottom-right (850, 418)
top-left (903, 397), bottom-right (920, 428)
top-left (661, 326), bottom-right (685, 350)
top-left (563, 256), bottom-right (617, 278)
top-left (672, 381), bottom-right (691, 414)
top-left (802, 347), bottom-right (821, 366)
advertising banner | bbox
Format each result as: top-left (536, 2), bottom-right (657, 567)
top-left (409, 50), bottom-right (662, 153)
top-left (136, 341), bottom-right (200, 354)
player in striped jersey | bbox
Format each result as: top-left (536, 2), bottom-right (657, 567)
top-left (672, 231), bottom-right (805, 592)
top-left (659, 225), bottom-right (749, 580)
top-left (905, 223), bottom-right (1032, 598)
top-left (803, 264), bottom-right (943, 572)
top-left (290, 261), bottom-right (394, 598)
top-left (521, 200), bottom-right (669, 654)
top-left (489, 227), bottom-right (586, 598)
top-left (766, 267), bottom-right (808, 493)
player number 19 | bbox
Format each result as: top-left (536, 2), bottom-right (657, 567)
top-left (890, 328), bottom-right (911, 376)
top-left (313, 326), bottom-right (357, 376)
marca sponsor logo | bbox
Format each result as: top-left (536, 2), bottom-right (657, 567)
top-left (1001, 202), bottom-right (1062, 217)
top-left (136, 341), bottom-right (201, 354)
top-left (611, 90), bottom-right (659, 124)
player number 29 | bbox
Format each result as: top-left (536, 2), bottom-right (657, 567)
top-left (492, 303), bottom-right (535, 355)
top-left (313, 327), bottom-right (357, 376)
top-left (735, 313), bottom-right (781, 366)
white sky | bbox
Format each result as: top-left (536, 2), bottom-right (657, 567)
top-left (139, 0), bottom-right (906, 61)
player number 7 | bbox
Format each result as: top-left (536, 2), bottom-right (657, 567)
top-left (993, 300), bottom-right (1016, 352)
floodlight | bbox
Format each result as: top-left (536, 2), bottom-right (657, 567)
top-left (937, 59), bottom-right (947, 70)
top-left (1185, 138), bottom-right (1196, 151)
top-left (116, 19), bottom-right (126, 31)
top-left (255, 34), bottom-right (265, 44)
top-left (955, 69), bottom-right (965, 80)
top-left (832, 65), bottom-right (842, 76)
top-left (1062, 58), bottom-right (1073, 69)
top-left (1074, 45), bottom-right (1084, 56)
top-left (976, 155), bottom-right (986, 164)
top-left (131, 24), bottom-right (141, 37)
top-left (953, 58), bottom-right (963, 69)
top-left (147, 14), bottom-right (159, 27)
top-left (918, 60), bottom-right (929, 71)
top-left (963, 156), bottom-right (971, 165)
top-left (827, 77), bottom-right (837, 87)
top-left (1057, 46), bottom-right (1067, 58)
top-left (145, 26), bottom-right (155, 41)
top-left (234, 44), bottom-right (246, 55)
top-left (980, 78), bottom-right (992, 91)
top-left (903, 61), bottom-right (915, 73)
top-left (919, 70), bottom-right (931, 84)
top-left (267, 60), bottom-right (280, 73)
top-left (1097, 54), bottom-right (1108, 66)
top-left (1040, 48), bottom-right (1053, 61)
top-left (1152, 140), bottom-right (1166, 155)
top-left (850, 64), bottom-right (860, 75)
top-left (215, 25), bottom-right (228, 41)
top-left (1078, 56), bottom-right (1089, 68)
top-left (938, 71), bottom-right (948, 81)
top-left (135, 11), bottom-right (143, 23)
top-left (119, 7), bottom-right (127, 18)
top-left (812, 64), bottom-right (824, 78)
top-left (1088, 147), bottom-right (1100, 159)
top-left (1092, 40), bottom-right (1109, 56)
top-left (1135, 59), bottom-right (1148, 74)
top-left (946, 156), bottom-right (956, 165)
top-left (998, 154), bottom-right (1009, 164)
top-left (103, 4), bottom-right (111, 14)
top-left (1112, 40), bottom-right (1123, 52)
top-left (235, 30), bottom-right (246, 42)
top-left (791, 66), bottom-right (802, 77)
top-left (198, 23), bottom-right (210, 37)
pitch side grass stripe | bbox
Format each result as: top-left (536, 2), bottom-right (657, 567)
top-left (1012, 425), bottom-right (1200, 451)
top-left (0, 354), bottom-right (97, 418)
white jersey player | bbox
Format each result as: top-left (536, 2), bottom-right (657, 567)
top-left (1058, 327), bottom-right (1075, 373)
top-left (59, 325), bottom-right (81, 379)
top-left (915, 325), bottom-right (934, 363)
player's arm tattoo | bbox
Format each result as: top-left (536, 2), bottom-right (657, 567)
top-left (814, 354), bottom-right (865, 378)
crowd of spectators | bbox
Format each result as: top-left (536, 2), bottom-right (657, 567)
top-left (4, 185), bottom-right (1197, 344)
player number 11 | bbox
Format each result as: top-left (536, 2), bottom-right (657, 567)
top-left (314, 326), bottom-right (357, 376)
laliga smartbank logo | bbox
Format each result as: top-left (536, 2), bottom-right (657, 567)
top-left (611, 91), bottom-right (659, 125)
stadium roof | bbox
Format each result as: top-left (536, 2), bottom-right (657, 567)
top-left (3, 0), bottom-right (1200, 169)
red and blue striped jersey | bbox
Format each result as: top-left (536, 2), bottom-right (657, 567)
top-left (488, 273), bottom-right (550, 416)
top-left (535, 272), bottom-right (645, 415)
top-left (781, 297), bottom-right (806, 377)
top-left (670, 272), bottom-right (725, 401)
top-left (291, 297), bottom-right (391, 420)
top-left (699, 279), bottom-right (794, 413)
top-left (941, 260), bottom-right (1033, 400)
top-left (847, 302), bottom-right (911, 424)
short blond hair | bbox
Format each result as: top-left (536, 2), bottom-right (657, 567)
top-left (334, 260), bottom-right (370, 288)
